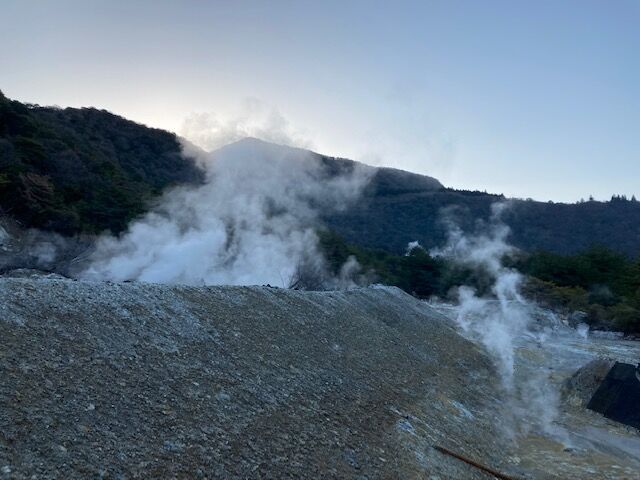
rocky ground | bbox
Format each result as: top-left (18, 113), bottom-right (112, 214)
top-left (431, 300), bottom-right (640, 480)
top-left (510, 330), bottom-right (640, 480)
top-left (1, 276), bottom-right (518, 479)
top-left (2, 275), bottom-right (639, 479)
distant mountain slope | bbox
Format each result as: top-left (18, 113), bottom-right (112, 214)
top-left (1, 92), bottom-right (639, 256)
top-left (503, 198), bottom-right (640, 256)
top-left (326, 186), bottom-right (640, 257)
top-left (0, 91), bottom-right (203, 234)
top-left (212, 137), bottom-right (444, 194)
top-left (215, 140), bottom-right (640, 257)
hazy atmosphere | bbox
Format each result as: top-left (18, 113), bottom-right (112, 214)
top-left (2, 2), bottom-right (640, 479)
top-left (2, 0), bottom-right (638, 201)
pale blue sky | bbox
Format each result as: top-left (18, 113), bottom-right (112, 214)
top-left (1, 0), bottom-right (638, 202)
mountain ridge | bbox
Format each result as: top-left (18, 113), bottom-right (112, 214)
top-left (2, 93), bottom-right (640, 256)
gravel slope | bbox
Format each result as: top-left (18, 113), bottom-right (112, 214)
top-left (0, 278), bottom-right (513, 479)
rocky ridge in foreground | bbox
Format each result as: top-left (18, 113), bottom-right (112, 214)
top-left (0, 277), bottom-right (513, 479)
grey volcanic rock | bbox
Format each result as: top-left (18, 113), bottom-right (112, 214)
top-left (562, 358), bottom-right (616, 407)
top-left (0, 279), bottom-right (511, 479)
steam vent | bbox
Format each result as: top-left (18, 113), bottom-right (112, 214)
top-left (587, 362), bottom-right (640, 430)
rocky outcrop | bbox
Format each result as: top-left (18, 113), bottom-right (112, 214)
top-left (0, 218), bottom-right (92, 276)
top-left (562, 358), bottom-right (616, 407)
top-left (0, 279), bottom-right (513, 479)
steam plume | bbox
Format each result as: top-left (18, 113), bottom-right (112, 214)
top-left (432, 202), bottom-right (563, 438)
top-left (81, 138), bottom-right (372, 286)
top-left (432, 203), bottom-right (525, 388)
top-left (180, 98), bottom-right (312, 152)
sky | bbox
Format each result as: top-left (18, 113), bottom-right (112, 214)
top-left (1, 0), bottom-right (639, 202)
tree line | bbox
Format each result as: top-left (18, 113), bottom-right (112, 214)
top-left (320, 231), bottom-right (640, 334)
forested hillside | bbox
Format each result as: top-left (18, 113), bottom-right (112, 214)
top-left (326, 188), bottom-right (640, 257)
top-left (2, 92), bottom-right (639, 257)
top-left (0, 91), bottom-right (203, 234)
top-left (319, 232), bottom-right (640, 334)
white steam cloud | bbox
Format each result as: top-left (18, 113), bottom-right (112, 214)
top-left (432, 203), bottom-right (564, 438)
top-left (180, 98), bottom-right (312, 152)
top-left (432, 203), bottom-right (525, 388)
top-left (405, 240), bottom-right (424, 255)
top-left (81, 138), bottom-right (372, 286)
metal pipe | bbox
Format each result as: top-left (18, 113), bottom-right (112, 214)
top-left (433, 445), bottom-right (517, 480)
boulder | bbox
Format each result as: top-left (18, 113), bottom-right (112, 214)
top-left (562, 358), bottom-right (616, 407)
top-left (587, 362), bottom-right (640, 430)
